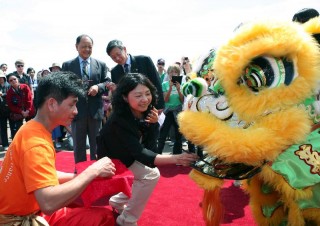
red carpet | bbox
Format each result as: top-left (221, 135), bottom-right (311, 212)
top-left (55, 151), bottom-right (256, 225)
top-left (0, 151), bottom-right (256, 225)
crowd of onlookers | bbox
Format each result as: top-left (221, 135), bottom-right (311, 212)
top-left (0, 54), bottom-right (192, 154)
top-left (0, 61), bottom-right (74, 151)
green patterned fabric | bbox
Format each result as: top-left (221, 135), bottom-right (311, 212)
top-left (271, 128), bottom-right (320, 189)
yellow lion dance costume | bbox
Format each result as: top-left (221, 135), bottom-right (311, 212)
top-left (179, 17), bottom-right (320, 226)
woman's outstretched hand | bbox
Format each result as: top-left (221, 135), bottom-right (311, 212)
top-left (175, 152), bottom-right (199, 166)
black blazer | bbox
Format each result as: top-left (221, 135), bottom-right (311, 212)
top-left (111, 55), bottom-right (165, 109)
top-left (96, 111), bottom-right (159, 168)
top-left (62, 57), bottom-right (110, 120)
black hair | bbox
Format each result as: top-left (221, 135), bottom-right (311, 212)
top-left (76, 34), bottom-right (94, 45)
top-left (6, 73), bottom-right (17, 81)
top-left (27, 67), bottom-right (35, 74)
top-left (35, 71), bottom-right (85, 109)
top-left (112, 73), bottom-right (158, 115)
top-left (292, 8), bottom-right (319, 23)
top-left (106, 39), bottom-right (124, 55)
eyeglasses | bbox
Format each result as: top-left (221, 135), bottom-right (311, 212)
top-left (16, 65), bottom-right (24, 68)
top-left (9, 78), bottom-right (17, 82)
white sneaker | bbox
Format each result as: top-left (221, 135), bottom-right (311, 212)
top-left (116, 216), bottom-right (137, 226)
top-left (109, 200), bottom-right (126, 215)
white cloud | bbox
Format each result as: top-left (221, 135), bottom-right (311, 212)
top-left (0, 0), bottom-right (319, 72)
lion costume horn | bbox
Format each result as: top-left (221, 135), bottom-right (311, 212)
top-left (179, 20), bottom-right (320, 225)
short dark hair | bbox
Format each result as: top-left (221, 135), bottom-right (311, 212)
top-left (36, 71), bottom-right (85, 109)
top-left (112, 73), bottom-right (158, 115)
top-left (27, 67), bottom-right (35, 74)
top-left (6, 73), bottom-right (17, 81)
top-left (76, 34), bottom-right (94, 45)
top-left (106, 39), bottom-right (124, 55)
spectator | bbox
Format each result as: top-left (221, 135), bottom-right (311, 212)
top-left (0, 70), bottom-right (10, 151)
top-left (62, 34), bottom-right (110, 163)
top-left (11, 59), bottom-right (32, 91)
top-left (157, 64), bottom-right (184, 154)
top-left (0, 63), bottom-right (8, 75)
top-left (48, 63), bottom-right (65, 149)
top-left (106, 39), bottom-right (165, 112)
top-left (97, 73), bottom-right (197, 226)
top-left (182, 56), bottom-right (192, 76)
top-left (49, 62), bottom-right (62, 72)
top-left (6, 73), bottom-right (35, 139)
top-left (27, 67), bottom-right (37, 107)
top-left (157, 58), bottom-right (167, 83)
top-left (41, 69), bottom-right (50, 77)
top-left (0, 71), bottom-right (116, 225)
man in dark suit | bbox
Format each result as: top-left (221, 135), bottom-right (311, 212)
top-left (106, 39), bottom-right (164, 111)
top-left (62, 34), bottom-right (110, 163)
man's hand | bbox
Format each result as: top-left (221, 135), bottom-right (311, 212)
top-left (89, 157), bottom-right (116, 178)
top-left (88, 85), bottom-right (99, 96)
top-left (106, 82), bottom-right (117, 92)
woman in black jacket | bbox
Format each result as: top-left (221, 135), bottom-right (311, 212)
top-left (97, 73), bottom-right (197, 226)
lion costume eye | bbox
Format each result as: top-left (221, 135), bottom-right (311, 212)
top-left (241, 56), bottom-right (297, 93)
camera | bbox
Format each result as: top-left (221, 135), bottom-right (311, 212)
top-left (11, 96), bottom-right (19, 105)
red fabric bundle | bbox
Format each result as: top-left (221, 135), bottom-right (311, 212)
top-left (76, 159), bottom-right (134, 207)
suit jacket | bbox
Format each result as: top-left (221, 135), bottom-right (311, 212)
top-left (96, 110), bottom-right (159, 168)
top-left (111, 54), bottom-right (165, 109)
top-left (62, 57), bottom-right (110, 120)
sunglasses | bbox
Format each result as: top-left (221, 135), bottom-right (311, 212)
top-left (16, 65), bottom-right (24, 68)
top-left (158, 63), bottom-right (165, 66)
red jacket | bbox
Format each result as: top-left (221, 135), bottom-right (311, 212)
top-left (6, 84), bottom-right (35, 116)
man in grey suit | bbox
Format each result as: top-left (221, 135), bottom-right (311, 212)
top-left (62, 34), bottom-right (110, 163)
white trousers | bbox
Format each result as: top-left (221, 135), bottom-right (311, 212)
top-left (110, 161), bottom-right (160, 226)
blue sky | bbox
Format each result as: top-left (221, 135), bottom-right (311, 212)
top-left (0, 0), bottom-right (319, 73)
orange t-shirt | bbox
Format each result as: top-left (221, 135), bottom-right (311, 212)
top-left (0, 120), bottom-right (59, 215)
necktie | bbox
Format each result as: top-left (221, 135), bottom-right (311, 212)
top-left (124, 63), bottom-right (130, 74)
top-left (82, 61), bottom-right (89, 80)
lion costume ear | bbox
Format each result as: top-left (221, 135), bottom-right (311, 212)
top-left (214, 20), bottom-right (320, 122)
top-left (182, 78), bottom-right (208, 97)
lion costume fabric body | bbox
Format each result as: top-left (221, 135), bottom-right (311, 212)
top-left (179, 19), bottom-right (320, 226)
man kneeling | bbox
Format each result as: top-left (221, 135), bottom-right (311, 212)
top-left (0, 71), bottom-right (116, 225)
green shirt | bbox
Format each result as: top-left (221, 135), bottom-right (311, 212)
top-left (162, 81), bottom-right (183, 109)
